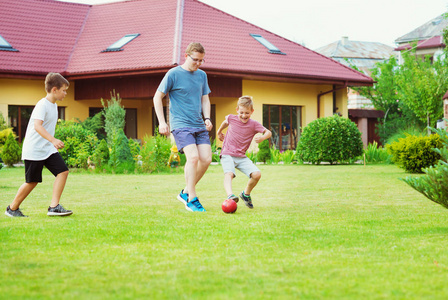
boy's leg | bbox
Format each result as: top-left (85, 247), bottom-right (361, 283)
top-left (224, 172), bottom-right (235, 196)
top-left (50, 170), bottom-right (69, 208)
top-left (244, 171), bottom-right (261, 195)
top-left (9, 182), bottom-right (38, 210)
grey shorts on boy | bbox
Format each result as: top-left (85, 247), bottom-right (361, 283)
top-left (220, 155), bottom-right (260, 178)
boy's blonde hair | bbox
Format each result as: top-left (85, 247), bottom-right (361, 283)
top-left (237, 95), bottom-right (254, 110)
top-left (185, 42), bottom-right (205, 54)
top-left (45, 72), bottom-right (69, 93)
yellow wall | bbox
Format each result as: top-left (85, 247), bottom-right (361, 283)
top-left (1, 77), bottom-right (348, 145)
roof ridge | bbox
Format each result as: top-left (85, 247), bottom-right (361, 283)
top-left (64, 4), bottom-right (92, 74)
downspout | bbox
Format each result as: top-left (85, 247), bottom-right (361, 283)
top-left (317, 82), bottom-right (348, 118)
top-left (172, 0), bottom-right (185, 65)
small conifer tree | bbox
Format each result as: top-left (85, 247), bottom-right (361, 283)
top-left (1, 133), bottom-right (21, 167)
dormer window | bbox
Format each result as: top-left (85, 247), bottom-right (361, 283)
top-left (102, 34), bottom-right (140, 52)
top-left (250, 34), bottom-right (285, 55)
top-left (0, 34), bottom-right (18, 52)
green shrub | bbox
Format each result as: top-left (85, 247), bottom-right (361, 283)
top-left (257, 139), bottom-right (270, 163)
top-left (387, 134), bottom-right (442, 173)
top-left (211, 140), bottom-right (220, 163)
top-left (55, 120), bottom-right (98, 168)
top-left (109, 129), bottom-right (133, 168)
top-left (92, 139), bottom-right (109, 168)
top-left (102, 91), bottom-right (125, 148)
top-left (247, 151), bottom-right (257, 163)
top-left (128, 138), bottom-right (141, 162)
top-left (138, 133), bottom-right (171, 173)
top-left (297, 115), bottom-right (363, 164)
top-left (364, 141), bottom-right (392, 164)
top-left (1, 133), bottom-right (21, 167)
top-left (280, 150), bottom-right (295, 164)
top-left (402, 124), bottom-right (448, 208)
top-left (0, 112), bottom-right (8, 131)
top-left (77, 112), bottom-right (105, 140)
top-left (270, 145), bottom-right (280, 164)
top-left (0, 128), bottom-right (15, 146)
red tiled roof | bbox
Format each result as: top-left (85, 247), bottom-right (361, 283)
top-left (394, 36), bottom-right (445, 51)
top-left (1, 0), bottom-right (372, 85)
top-left (0, 0), bottom-right (90, 76)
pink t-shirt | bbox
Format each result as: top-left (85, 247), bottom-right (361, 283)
top-left (221, 114), bottom-right (267, 157)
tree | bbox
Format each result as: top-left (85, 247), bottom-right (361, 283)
top-left (350, 57), bottom-right (423, 144)
top-left (102, 91), bottom-right (126, 147)
top-left (1, 133), bottom-right (21, 167)
top-left (396, 50), bottom-right (448, 134)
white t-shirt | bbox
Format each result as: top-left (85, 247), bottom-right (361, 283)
top-left (21, 98), bottom-right (59, 161)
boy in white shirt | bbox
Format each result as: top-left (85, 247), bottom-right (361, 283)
top-left (5, 73), bottom-right (73, 217)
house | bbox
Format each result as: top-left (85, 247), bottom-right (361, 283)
top-left (0, 0), bottom-right (373, 152)
top-left (395, 14), bottom-right (447, 62)
top-left (315, 37), bottom-right (394, 146)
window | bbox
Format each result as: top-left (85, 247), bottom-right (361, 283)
top-left (0, 34), bottom-right (18, 52)
top-left (102, 34), bottom-right (140, 52)
top-left (263, 105), bottom-right (301, 151)
top-left (8, 105), bottom-right (66, 143)
top-left (250, 34), bottom-right (285, 55)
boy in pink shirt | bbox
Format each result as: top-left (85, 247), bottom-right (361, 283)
top-left (217, 96), bottom-right (272, 208)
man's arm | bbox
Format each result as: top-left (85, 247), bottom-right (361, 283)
top-left (153, 90), bottom-right (170, 136)
top-left (34, 119), bottom-right (64, 149)
top-left (201, 94), bottom-right (213, 131)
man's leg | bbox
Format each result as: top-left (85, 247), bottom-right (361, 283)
top-left (10, 182), bottom-right (38, 210)
top-left (182, 143), bottom-right (211, 200)
top-left (50, 170), bottom-right (69, 208)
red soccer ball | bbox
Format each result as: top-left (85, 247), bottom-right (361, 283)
top-left (222, 199), bottom-right (238, 214)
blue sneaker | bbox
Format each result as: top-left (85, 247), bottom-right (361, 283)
top-left (185, 197), bottom-right (206, 212)
top-left (177, 189), bottom-right (188, 205)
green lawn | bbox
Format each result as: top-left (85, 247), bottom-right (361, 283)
top-left (1, 164), bottom-right (448, 299)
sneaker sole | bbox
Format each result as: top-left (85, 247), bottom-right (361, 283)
top-left (228, 196), bottom-right (239, 203)
top-left (47, 211), bottom-right (73, 216)
top-left (177, 194), bottom-right (188, 205)
top-left (5, 211), bottom-right (13, 217)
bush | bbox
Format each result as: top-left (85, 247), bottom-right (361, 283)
top-left (0, 128), bottom-right (15, 146)
top-left (1, 133), bottom-right (21, 166)
top-left (280, 150), bottom-right (295, 164)
top-left (128, 138), bottom-right (141, 162)
top-left (402, 124), bottom-right (448, 208)
top-left (77, 112), bottom-right (105, 140)
top-left (109, 129), bottom-right (133, 167)
top-left (364, 141), bottom-right (392, 164)
top-left (297, 115), bottom-right (363, 164)
top-left (92, 139), bottom-right (109, 168)
top-left (55, 120), bottom-right (98, 168)
top-left (138, 133), bottom-right (171, 173)
top-left (257, 139), bottom-right (270, 163)
top-left (387, 134), bottom-right (442, 173)
top-left (102, 91), bottom-right (125, 148)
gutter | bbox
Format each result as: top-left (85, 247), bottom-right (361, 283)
top-left (317, 82), bottom-right (348, 118)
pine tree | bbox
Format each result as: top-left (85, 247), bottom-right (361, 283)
top-left (1, 133), bottom-right (21, 167)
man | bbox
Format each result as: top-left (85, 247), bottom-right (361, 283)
top-left (153, 42), bottom-right (212, 212)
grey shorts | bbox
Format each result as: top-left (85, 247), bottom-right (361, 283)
top-left (171, 127), bottom-right (210, 153)
top-left (221, 155), bottom-right (260, 178)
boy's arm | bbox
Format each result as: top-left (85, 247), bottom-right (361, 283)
top-left (216, 119), bottom-right (229, 141)
top-left (254, 128), bottom-right (272, 144)
top-left (153, 90), bottom-right (170, 136)
top-left (34, 119), bottom-right (64, 149)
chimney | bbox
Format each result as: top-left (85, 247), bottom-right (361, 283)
top-left (341, 36), bottom-right (348, 46)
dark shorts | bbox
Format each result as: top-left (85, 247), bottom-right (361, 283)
top-left (24, 152), bottom-right (69, 183)
top-left (171, 127), bottom-right (210, 153)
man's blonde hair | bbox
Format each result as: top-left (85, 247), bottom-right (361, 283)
top-left (185, 42), bottom-right (205, 54)
top-left (45, 72), bottom-right (69, 93)
top-left (237, 96), bottom-right (254, 110)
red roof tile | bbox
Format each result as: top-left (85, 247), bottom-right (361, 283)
top-left (0, 0), bottom-right (90, 76)
top-left (394, 36), bottom-right (445, 51)
top-left (1, 0), bottom-right (372, 85)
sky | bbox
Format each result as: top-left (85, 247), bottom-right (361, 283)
top-left (58, 0), bottom-right (448, 50)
